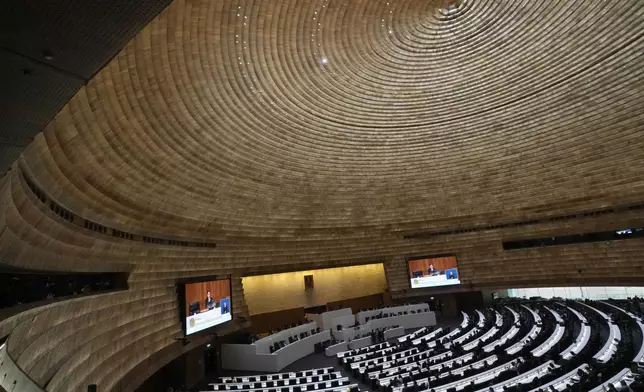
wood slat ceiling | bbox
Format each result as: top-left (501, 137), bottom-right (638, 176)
top-left (0, 2), bottom-right (643, 391)
top-left (0, 0), bottom-right (173, 174)
top-left (10, 0), bottom-right (643, 244)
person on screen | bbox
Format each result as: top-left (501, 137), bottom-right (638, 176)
top-left (221, 299), bottom-right (229, 314)
top-left (205, 291), bottom-right (215, 310)
top-left (428, 264), bottom-right (439, 276)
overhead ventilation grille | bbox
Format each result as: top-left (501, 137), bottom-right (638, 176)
top-left (503, 227), bottom-right (644, 250)
top-left (21, 171), bottom-right (216, 249)
top-left (404, 203), bottom-right (644, 240)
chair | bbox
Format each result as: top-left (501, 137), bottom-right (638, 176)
top-left (296, 372), bottom-right (303, 378)
top-left (260, 376), bottom-right (267, 382)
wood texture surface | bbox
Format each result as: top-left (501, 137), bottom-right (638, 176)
top-left (0, 0), bottom-right (642, 391)
top-left (185, 280), bottom-right (231, 316)
top-left (407, 256), bottom-right (458, 276)
top-left (247, 308), bottom-right (307, 334)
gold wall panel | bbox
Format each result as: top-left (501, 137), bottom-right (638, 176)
top-left (242, 264), bottom-right (387, 315)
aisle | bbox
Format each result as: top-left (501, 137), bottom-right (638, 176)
top-left (281, 349), bottom-right (371, 392)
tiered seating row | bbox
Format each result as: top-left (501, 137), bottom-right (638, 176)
top-left (219, 368), bottom-right (333, 383)
top-left (210, 368), bottom-right (359, 392)
top-left (212, 299), bottom-right (644, 392)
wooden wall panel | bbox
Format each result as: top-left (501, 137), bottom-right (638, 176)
top-left (247, 308), bottom-right (307, 334)
top-left (327, 293), bottom-right (385, 314)
top-left (241, 264), bottom-right (388, 315)
top-left (184, 280), bottom-right (231, 316)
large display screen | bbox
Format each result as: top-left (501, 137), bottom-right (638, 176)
top-left (407, 255), bottom-right (460, 289)
top-left (182, 278), bottom-right (232, 335)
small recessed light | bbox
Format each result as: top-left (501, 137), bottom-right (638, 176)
top-left (43, 50), bottom-right (54, 61)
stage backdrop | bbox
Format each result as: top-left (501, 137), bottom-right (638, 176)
top-left (185, 280), bottom-right (231, 316)
top-left (407, 256), bottom-right (458, 277)
top-left (242, 263), bottom-right (387, 315)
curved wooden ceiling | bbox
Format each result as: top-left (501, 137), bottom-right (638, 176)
top-left (11, 0), bottom-right (643, 244)
top-left (1, 3), bottom-right (644, 391)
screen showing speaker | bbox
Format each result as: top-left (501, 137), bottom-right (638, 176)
top-left (407, 255), bottom-right (461, 289)
top-left (180, 278), bottom-right (232, 335)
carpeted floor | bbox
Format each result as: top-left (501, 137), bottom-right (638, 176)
top-left (208, 318), bottom-right (463, 392)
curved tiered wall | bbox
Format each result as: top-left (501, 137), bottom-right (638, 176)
top-left (0, 0), bottom-right (643, 391)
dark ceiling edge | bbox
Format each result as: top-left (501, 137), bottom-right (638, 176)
top-left (0, 0), bottom-right (174, 180)
top-left (0, 46), bottom-right (87, 82)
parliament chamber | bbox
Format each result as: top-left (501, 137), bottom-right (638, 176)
top-left (0, 0), bottom-right (643, 391)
